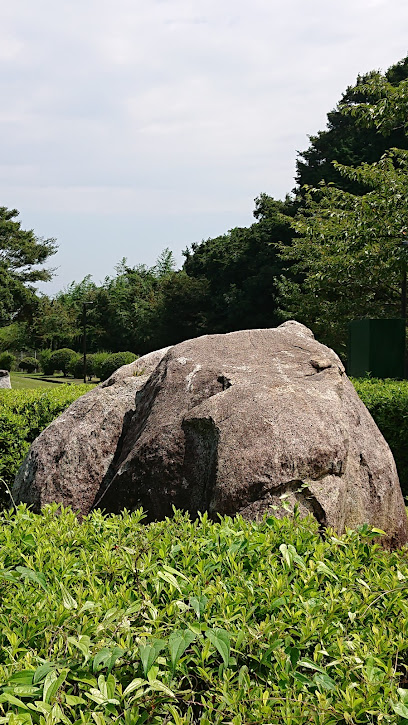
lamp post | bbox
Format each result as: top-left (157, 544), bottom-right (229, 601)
top-left (82, 302), bottom-right (93, 384)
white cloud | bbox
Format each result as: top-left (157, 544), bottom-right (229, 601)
top-left (0, 0), bottom-right (408, 288)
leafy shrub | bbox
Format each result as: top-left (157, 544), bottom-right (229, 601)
top-left (85, 353), bottom-right (94, 378)
top-left (353, 378), bottom-right (408, 498)
top-left (100, 351), bottom-right (137, 381)
top-left (18, 356), bottom-right (39, 373)
top-left (50, 348), bottom-right (76, 376)
top-left (91, 351), bottom-right (110, 380)
top-left (0, 506), bottom-right (407, 723)
top-left (67, 353), bottom-right (82, 379)
top-left (0, 351), bottom-right (16, 371)
top-left (68, 353), bottom-right (97, 380)
top-left (0, 385), bottom-right (89, 507)
top-left (38, 349), bottom-right (54, 375)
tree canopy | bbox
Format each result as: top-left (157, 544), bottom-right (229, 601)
top-left (278, 150), bottom-right (408, 353)
top-left (296, 56), bottom-right (408, 194)
top-left (182, 195), bottom-right (296, 334)
top-left (0, 207), bottom-right (57, 326)
top-left (340, 56), bottom-right (408, 136)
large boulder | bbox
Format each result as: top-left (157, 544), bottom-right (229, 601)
top-left (13, 322), bottom-right (408, 548)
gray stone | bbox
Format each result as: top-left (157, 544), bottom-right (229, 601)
top-left (0, 370), bottom-right (11, 389)
top-left (13, 348), bottom-right (170, 514)
top-left (13, 322), bottom-right (408, 548)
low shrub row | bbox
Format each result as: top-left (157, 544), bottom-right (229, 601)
top-left (0, 349), bottom-right (138, 380)
top-left (0, 385), bottom-right (89, 507)
top-left (40, 349), bottom-right (137, 380)
top-left (0, 506), bottom-right (407, 723)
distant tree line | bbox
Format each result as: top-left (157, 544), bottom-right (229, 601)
top-left (2, 55), bottom-right (408, 361)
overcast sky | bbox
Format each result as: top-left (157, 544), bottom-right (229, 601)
top-left (1, 0), bottom-right (408, 294)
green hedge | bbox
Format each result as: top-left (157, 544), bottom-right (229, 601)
top-left (0, 385), bottom-right (90, 507)
top-left (353, 378), bottom-right (408, 499)
top-left (0, 506), bottom-right (407, 723)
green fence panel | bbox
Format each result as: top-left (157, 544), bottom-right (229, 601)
top-left (348, 318), bottom-right (405, 379)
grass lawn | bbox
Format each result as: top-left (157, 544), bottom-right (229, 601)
top-left (10, 372), bottom-right (60, 389)
top-left (10, 372), bottom-right (97, 389)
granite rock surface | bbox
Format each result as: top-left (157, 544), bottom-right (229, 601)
top-left (13, 322), bottom-right (408, 548)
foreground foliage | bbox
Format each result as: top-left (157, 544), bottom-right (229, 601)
top-left (0, 507), bottom-right (408, 724)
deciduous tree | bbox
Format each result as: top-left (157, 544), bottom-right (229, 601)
top-left (278, 150), bottom-right (408, 355)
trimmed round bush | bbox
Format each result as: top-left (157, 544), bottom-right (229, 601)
top-left (91, 352), bottom-right (110, 380)
top-left (0, 351), bottom-right (16, 371)
top-left (68, 353), bottom-right (83, 379)
top-left (100, 351), bottom-right (137, 381)
top-left (50, 348), bottom-right (76, 377)
top-left (38, 349), bottom-right (54, 376)
top-left (85, 353), bottom-right (95, 379)
top-left (18, 357), bottom-right (39, 373)
top-left (68, 353), bottom-right (95, 380)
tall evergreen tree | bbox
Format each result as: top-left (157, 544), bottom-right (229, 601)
top-left (0, 207), bottom-right (57, 325)
top-left (296, 57), bottom-right (408, 194)
top-left (182, 195), bottom-right (296, 334)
